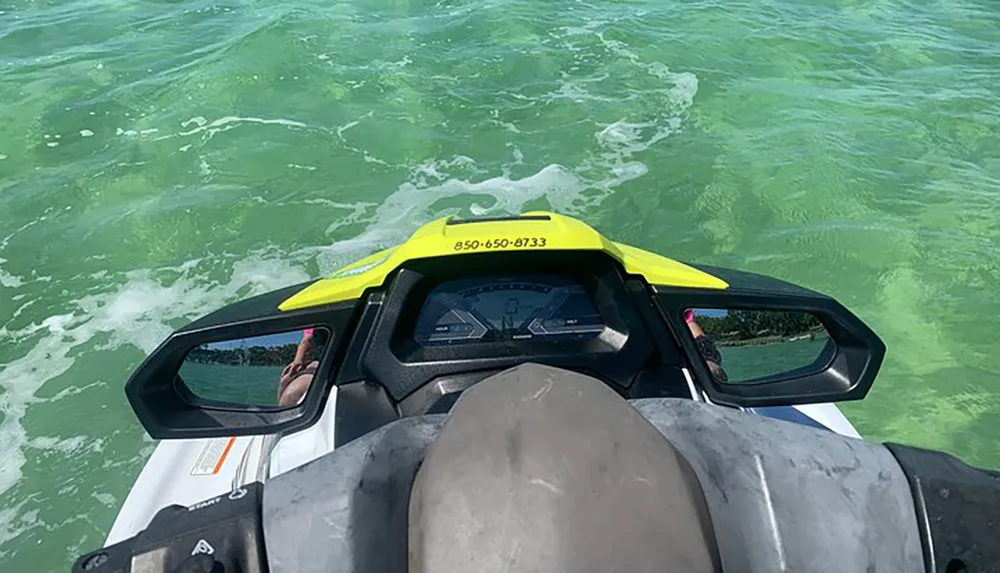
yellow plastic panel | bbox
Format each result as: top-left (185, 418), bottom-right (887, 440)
top-left (279, 212), bottom-right (727, 310)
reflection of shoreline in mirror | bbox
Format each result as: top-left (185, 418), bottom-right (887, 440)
top-left (186, 344), bottom-right (301, 366)
top-left (692, 309), bottom-right (823, 345)
top-left (178, 328), bottom-right (331, 408)
top-left (714, 328), bottom-right (827, 348)
top-left (685, 309), bottom-right (833, 385)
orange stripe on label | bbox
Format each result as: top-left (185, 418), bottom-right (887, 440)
top-left (212, 437), bottom-right (236, 475)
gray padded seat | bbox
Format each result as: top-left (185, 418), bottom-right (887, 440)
top-left (408, 363), bottom-right (721, 573)
top-left (262, 363), bottom-right (925, 573)
top-left (264, 415), bottom-right (446, 573)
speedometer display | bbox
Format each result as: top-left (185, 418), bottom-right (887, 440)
top-left (414, 275), bottom-right (604, 346)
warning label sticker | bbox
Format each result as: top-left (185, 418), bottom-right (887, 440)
top-left (190, 437), bottom-right (236, 476)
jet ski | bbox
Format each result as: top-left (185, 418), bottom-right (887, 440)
top-left (74, 212), bottom-right (998, 573)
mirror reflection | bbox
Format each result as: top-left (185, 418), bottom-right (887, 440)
top-left (178, 327), bottom-right (332, 407)
top-left (684, 309), bottom-right (833, 384)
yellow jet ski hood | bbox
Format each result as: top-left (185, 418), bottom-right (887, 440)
top-left (279, 212), bottom-right (728, 311)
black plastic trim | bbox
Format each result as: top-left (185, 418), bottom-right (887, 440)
top-left (333, 291), bottom-right (386, 385)
top-left (446, 214), bottom-right (551, 225)
top-left (125, 289), bottom-right (361, 439)
top-left (624, 278), bottom-right (686, 367)
top-left (397, 370), bottom-right (502, 416)
top-left (72, 536), bottom-right (136, 573)
top-left (333, 381), bottom-right (399, 448)
top-left (177, 280), bottom-right (316, 333)
top-left (74, 483), bottom-right (268, 573)
top-left (684, 264), bottom-right (823, 297)
top-left (885, 443), bottom-right (1000, 573)
top-left (630, 364), bottom-right (695, 399)
top-left (654, 284), bottom-right (885, 407)
top-left (122, 247), bottom-right (889, 438)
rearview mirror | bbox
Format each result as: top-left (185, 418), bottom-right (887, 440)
top-left (125, 282), bottom-right (358, 439)
top-left (655, 268), bottom-right (885, 407)
top-left (178, 328), bottom-right (333, 408)
top-left (683, 309), bottom-right (835, 384)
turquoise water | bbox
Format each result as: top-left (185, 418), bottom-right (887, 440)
top-left (718, 338), bottom-right (831, 383)
top-left (179, 362), bottom-right (286, 405)
top-left (2, 0), bottom-right (999, 569)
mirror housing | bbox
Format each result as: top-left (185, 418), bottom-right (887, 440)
top-left (125, 282), bottom-right (358, 439)
top-left (654, 265), bottom-right (886, 408)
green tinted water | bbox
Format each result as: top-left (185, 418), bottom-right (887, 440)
top-left (180, 362), bottom-right (286, 405)
top-left (718, 338), bottom-right (832, 383)
top-left (2, 0), bottom-right (999, 569)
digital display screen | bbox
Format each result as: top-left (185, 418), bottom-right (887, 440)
top-left (414, 275), bottom-right (604, 346)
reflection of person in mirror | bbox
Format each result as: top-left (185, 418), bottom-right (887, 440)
top-left (278, 328), bottom-right (326, 406)
top-left (685, 310), bottom-right (728, 383)
top-left (290, 328), bottom-right (317, 375)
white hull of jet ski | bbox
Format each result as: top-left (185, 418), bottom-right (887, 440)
top-left (105, 385), bottom-right (856, 546)
top-left (106, 389), bottom-right (340, 545)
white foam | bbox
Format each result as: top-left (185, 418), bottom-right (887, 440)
top-left (593, 30), bottom-right (699, 108)
top-left (336, 121), bottom-right (360, 137)
top-left (362, 151), bottom-right (387, 165)
top-left (0, 255), bottom-right (311, 500)
top-left (301, 52), bottom-right (698, 272)
top-left (545, 75), bottom-right (616, 104)
top-left (0, 258), bottom-right (24, 288)
top-left (5, 298), bottom-right (37, 327)
top-left (595, 118), bottom-right (681, 159)
top-left (306, 159), bottom-right (595, 272)
top-left (511, 147), bottom-right (524, 164)
top-left (27, 436), bottom-right (102, 455)
top-left (336, 112), bottom-right (374, 139)
top-left (115, 127), bottom-right (158, 137)
top-left (80, 129), bottom-right (94, 137)
top-left (182, 116), bottom-right (208, 128)
top-left (0, 32), bottom-right (700, 530)
top-left (176, 115), bottom-right (308, 140)
top-left (1, 218), bottom-right (44, 252)
top-left (92, 492), bottom-right (116, 507)
top-left (491, 119), bottom-right (520, 133)
top-left (408, 155), bottom-right (478, 187)
top-left (48, 380), bottom-right (107, 402)
top-left (0, 502), bottom-right (36, 550)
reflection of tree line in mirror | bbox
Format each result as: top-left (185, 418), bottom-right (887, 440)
top-left (691, 310), bottom-right (825, 348)
top-left (187, 345), bottom-right (299, 367)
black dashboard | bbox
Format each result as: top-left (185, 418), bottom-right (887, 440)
top-left (330, 251), bottom-right (694, 444)
top-left (413, 275), bottom-right (604, 346)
